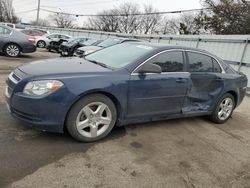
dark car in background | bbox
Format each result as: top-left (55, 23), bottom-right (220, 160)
top-left (59, 37), bottom-right (89, 57)
top-left (46, 38), bottom-right (70, 52)
top-left (76, 37), bottom-right (141, 56)
top-left (0, 25), bottom-right (36, 57)
top-left (5, 43), bottom-right (247, 142)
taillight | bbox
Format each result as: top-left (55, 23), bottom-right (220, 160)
top-left (27, 38), bottom-right (36, 44)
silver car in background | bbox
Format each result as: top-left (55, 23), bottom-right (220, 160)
top-left (0, 25), bottom-right (36, 57)
top-left (35, 33), bottom-right (71, 48)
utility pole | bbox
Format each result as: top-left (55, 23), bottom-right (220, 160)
top-left (36, 0), bottom-right (41, 25)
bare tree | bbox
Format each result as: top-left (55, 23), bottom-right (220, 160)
top-left (51, 13), bottom-right (76, 28)
top-left (0, 0), bottom-right (19, 23)
top-left (87, 2), bottom-right (163, 34)
top-left (88, 9), bottom-right (119, 32)
top-left (115, 3), bottom-right (141, 33)
top-left (30, 18), bottom-right (50, 26)
top-left (160, 14), bottom-right (201, 35)
top-left (139, 5), bottom-right (162, 34)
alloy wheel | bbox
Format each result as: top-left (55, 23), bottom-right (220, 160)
top-left (6, 45), bottom-right (20, 57)
top-left (37, 41), bottom-right (46, 48)
top-left (76, 102), bottom-right (112, 138)
top-left (217, 97), bottom-right (233, 121)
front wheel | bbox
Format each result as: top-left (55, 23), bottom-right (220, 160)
top-left (66, 94), bottom-right (117, 142)
top-left (209, 93), bottom-right (235, 124)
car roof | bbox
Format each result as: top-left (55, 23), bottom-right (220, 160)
top-left (49, 33), bottom-right (71, 37)
top-left (0, 24), bottom-right (13, 30)
top-left (127, 42), bottom-right (213, 54)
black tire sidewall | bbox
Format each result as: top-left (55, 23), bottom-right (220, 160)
top-left (211, 93), bottom-right (235, 124)
top-left (66, 94), bottom-right (117, 142)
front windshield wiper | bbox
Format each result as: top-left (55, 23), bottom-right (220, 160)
top-left (87, 59), bottom-right (110, 69)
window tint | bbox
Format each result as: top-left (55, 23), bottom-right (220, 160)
top-left (0, 26), bottom-right (5, 34)
top-left (49, 34), bottom-right (57, 38)
top-left (147, 51), bottom-right (184, 72)
top-left (213, 59), bottom-right (222, 73)
top-left (60, 35), bottom-right (69, 39)
top-left (188, 52), bottom-right (214, 72)
top-left (0, 26), bottom-right (11, 34)
top-left (188, 52), bottom-right (223, 73)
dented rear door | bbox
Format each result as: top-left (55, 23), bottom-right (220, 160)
top-left (183, 51), bottom-right (224, 113)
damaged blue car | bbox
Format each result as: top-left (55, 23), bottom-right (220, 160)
top-left (5, 43), bottom-right (248, 142)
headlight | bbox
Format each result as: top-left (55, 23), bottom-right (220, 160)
top-left (23, 80), bottom-right (64, 96)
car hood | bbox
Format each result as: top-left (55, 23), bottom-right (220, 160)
top-left (18, 57), bottom-right (112, 76)
top-left (61, 42), bottom-right (77, 48)
top-left (78, 46), bottom-right (103, 52)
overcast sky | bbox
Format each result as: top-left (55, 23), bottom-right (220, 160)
top-left (13, 0), bottom-right (202, 26)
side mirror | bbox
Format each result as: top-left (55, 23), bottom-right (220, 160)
top-left (138, 63), bottom-right (162, 74)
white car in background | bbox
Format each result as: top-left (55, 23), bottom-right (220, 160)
top-left (35, 33), bottom-right (72, 48)
top-left (0, 22), bottom-right (25, 30)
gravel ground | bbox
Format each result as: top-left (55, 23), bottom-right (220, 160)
top-left (0, 49), bottom-right (250, 188)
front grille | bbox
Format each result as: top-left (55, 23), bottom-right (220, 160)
top-left (12, 73), bottom-right (21, 82)
top-left (8, 72), bottom-right (21, 85)
top-left (6, 72), bottom-right (22, 97)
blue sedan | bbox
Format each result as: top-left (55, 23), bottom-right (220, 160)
top-left (5, 43), bottom-right (248, 142)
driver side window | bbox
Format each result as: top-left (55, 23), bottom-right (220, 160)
top-left (146, 51), bottom-right (184, 72)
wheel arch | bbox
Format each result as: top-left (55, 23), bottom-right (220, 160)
top-left (63, 90), bottom-right (122, 131)
top-left (227, 90), bottom-right (238, 106)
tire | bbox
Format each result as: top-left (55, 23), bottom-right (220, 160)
top-left (37, 40), bottom-right (46, 48)
top-left (209, 93), bottom-right (235, 124)
top-left (66, 94), bottom-right (117, 142)
top-left (5, 44), bottom-right (21, 57)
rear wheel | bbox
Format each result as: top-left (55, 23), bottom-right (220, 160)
top-left (210, 93), bottom-right (235, 124)
top-left (66, 94), bottom-right (117, 142)
top-left (37, 40), bottom-right (46, 48)
top-left (5, 44), bottom-right (21, 57)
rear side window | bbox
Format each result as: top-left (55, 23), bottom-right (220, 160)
top-left (147, 51), bottom-right (184, 72)
top-left (49, 34), bottom-right (58, 38)
top-left (60, 35), bottom-right (70, 39)
top-left (0, 26), bottom-right (11, 34)
top-left (188, 52), bottom-right (222, 73)
top-left (213, 59), bottom-right (222, 73)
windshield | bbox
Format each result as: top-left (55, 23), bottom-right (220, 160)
top-left (85, 43), bottom-right (155, 69)
top-left (82, 39), bottom-right (98, 46)
top-left (97, 38), bottom-right (122, 48)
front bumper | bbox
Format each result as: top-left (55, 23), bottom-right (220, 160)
top-left (5, 72), bottom-right (77, 133)
top-left (22, 44), bottom-right (37, 53)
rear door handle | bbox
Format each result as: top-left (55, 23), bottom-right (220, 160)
top-left (216, 77), bottom-right (223, 81)
top-left (176, 78), bottom-right (186, 83)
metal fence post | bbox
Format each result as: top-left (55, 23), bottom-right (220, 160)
top-left (238, 38), bottom-right (248, 72)
top-left (196, 38), bottom-right (200, 48)
top-left (158, 37), bottom-right (161, 43)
